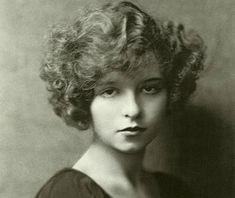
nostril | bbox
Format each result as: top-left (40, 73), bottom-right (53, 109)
top-left (123, 98), bottom-right (141, 119)
top-left (124, 110), bottom-right (142, 120)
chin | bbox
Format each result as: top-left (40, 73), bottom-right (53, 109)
top-left (115, 144), bottom-right (146, 154)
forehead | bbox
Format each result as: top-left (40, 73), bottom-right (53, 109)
top-left (98, 54), bottom-right (162, 83)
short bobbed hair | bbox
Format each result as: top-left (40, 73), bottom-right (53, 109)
top-left (40, 1), bottom-right (206, 130)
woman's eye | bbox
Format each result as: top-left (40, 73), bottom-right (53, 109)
top-left (100, 88), bottom-right (117, 98)
top-left (142, 86), bottom-right (161, 94)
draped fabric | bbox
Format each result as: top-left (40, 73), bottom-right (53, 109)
top-left (35, 168), bottom-right (195, 198)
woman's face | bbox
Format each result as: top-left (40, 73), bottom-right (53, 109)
top-left (90, 55), bottom-right (167, 153)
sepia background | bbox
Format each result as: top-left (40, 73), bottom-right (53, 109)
top-left (0, 0), bottom-right (234, 198)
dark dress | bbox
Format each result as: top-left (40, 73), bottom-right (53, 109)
top-left (35, 168), bottom-right (196, 198)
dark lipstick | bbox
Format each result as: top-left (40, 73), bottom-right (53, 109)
top-left (119, 126), bottom-right (146, 132)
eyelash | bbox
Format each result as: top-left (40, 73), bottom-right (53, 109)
top-left (98, 84), bottom-right (162, 98)
top-left (141, 85), bottom-right (162, 94)
top-left (100, 88), bottom-right (118, 98)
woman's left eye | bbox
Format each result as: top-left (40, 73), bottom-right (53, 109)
top-left (142, 86), bottom-right (161, 94)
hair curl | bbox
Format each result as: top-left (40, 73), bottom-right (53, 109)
top-left (40, 1), bottom-right (206, 130)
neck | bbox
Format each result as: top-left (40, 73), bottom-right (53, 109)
top-left (73, 140), bottom-right (146, 184)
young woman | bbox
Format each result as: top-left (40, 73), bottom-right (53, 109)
top-left (36, 1), bottom-right (205, 197)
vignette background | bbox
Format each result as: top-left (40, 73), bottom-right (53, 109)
top-left (0, 0), bottom-right (234, 198)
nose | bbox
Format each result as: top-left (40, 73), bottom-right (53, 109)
top-left (122, 91), bottom-right (141, 120)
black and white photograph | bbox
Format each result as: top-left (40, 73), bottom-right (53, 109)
top-left (0, 1), bottom-right (234, 198)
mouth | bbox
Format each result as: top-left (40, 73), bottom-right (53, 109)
top-left (118, 126), bottom-right (146, 136)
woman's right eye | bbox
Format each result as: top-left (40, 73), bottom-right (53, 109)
top-left (100, 88), bottom-right (118, 98)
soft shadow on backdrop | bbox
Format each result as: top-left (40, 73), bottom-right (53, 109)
top-left (0, 0), bottom-right (234, 198)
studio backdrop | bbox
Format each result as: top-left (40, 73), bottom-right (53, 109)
top-left (0, 0), bottom-right (234, 198)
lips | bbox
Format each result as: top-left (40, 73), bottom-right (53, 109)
top-left (118, 126), bottom-right (146, 136)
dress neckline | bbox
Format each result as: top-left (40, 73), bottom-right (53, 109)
top-left (63, 167), bottom-right (160, 198)
top-left (62, 167), bottom-right (113, 197)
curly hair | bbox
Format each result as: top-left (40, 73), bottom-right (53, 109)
top-left (40, 1), bottom-right (206, 130)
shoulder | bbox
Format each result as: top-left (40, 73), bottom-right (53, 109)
top-left (35, 168), bottom-right (108, 198)
top-left (151, 172), bottom-right (197, 198)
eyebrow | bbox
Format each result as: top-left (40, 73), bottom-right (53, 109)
top-left (96, 77), bottom-right (163, 86)
top-left (142, 77), bottom-right (163, 83)
top-left (96, 80), bottom-right (117, 87)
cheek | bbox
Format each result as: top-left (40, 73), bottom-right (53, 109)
top-left (144, 94), bottom-right (167, 124)
top-left (90, 98), bottom-right (117, 128)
